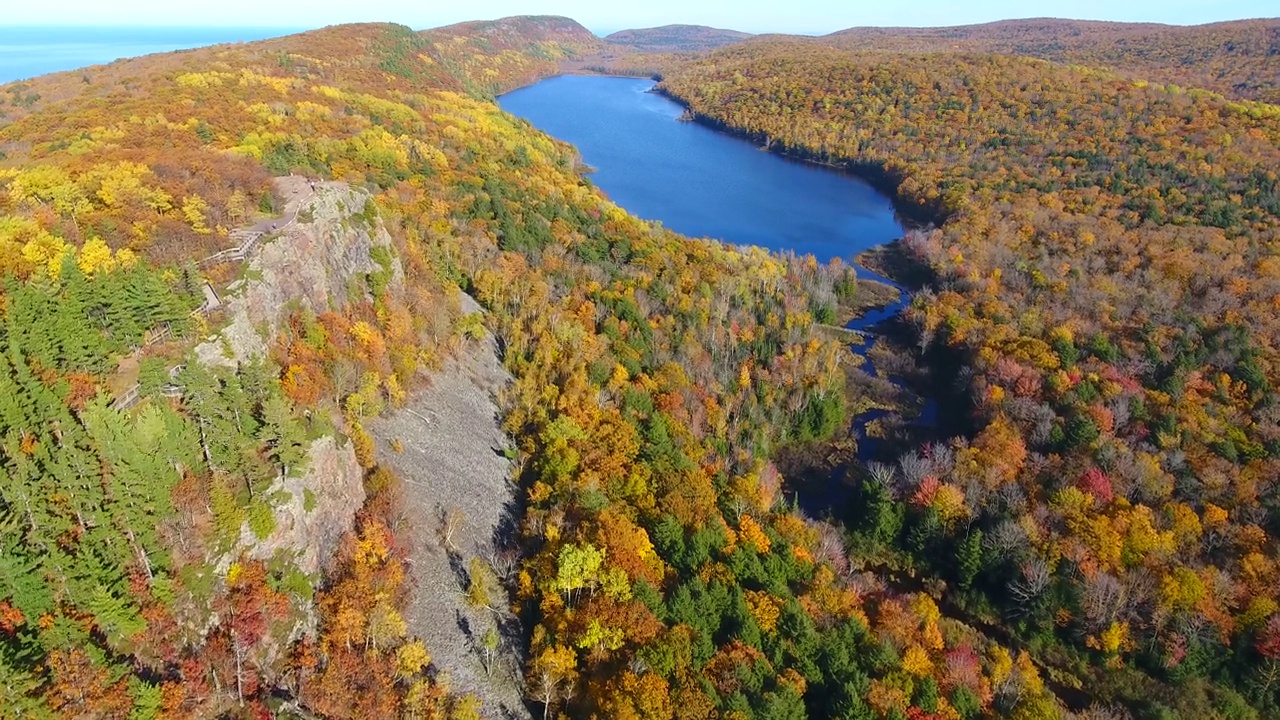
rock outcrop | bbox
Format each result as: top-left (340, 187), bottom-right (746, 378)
top-left (240, 435), bottom-right (365, 575)
top-left (198, 177), bottom-right (399, 575)
top-left (197, 177), bottom-right (404, 368)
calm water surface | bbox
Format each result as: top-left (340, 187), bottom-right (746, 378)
top-left (0, 27), bottom-right (299, 84)
top-left (499, 75), bottom-right (904, 266)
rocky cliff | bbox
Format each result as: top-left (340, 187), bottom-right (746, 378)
top-left (239, 435), bottom-right (366, 576)
top-left (197, 176), bottom-right (403, 576)
top-left (197, 176), bottom-right (404, 368)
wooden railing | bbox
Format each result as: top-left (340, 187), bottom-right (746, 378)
top-left (198, 186), bottom-right (314, 269)
top-left (197, 230), bottom-right (266, 268)
top-left (110, 185), bottom-right (318, 411)
top-left (111, 362), bottom-right (186, 411)
top-left (111, 385), bottom-right (143, 411)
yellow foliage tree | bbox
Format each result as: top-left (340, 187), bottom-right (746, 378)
top-left (76, 237), bottom-right (117, 277)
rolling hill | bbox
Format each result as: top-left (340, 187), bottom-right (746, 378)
top-left (826, 17), bottom-right (1280, 103)
top-left (605, 24), bottom-right (753, 52)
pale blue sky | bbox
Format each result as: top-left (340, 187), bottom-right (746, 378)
top-left (2, 0), bottom-right (1275, 35)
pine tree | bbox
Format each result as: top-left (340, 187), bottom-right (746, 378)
top-left (4, 279), bottom-right (58, 371)
top-left (1, 340), bottom-right (105, 554)
top-left (957, 529), bottom-right (985, 590)
top-left (177, 364), bottom-right (260, 483)
top-left (0, 651), bottom-right (51, 720)
top-left (97, 270), bottom-right (144, 349)
top-left (55, 257), bottom-right (111, 373)
top-left (82, 398), bottom-right (183, 581)
top-left (0, 533), bottom-right (54, 622)
top-left (258, 393), bottom-right (308, 480)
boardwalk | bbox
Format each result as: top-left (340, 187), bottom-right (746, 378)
top-left (198, 182), bottom-right (316, 269)
top-left (112, 178), bottom-right (319, 410)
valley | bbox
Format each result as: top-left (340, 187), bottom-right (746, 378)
top-left (0, 10), bottom-right (1278, 720)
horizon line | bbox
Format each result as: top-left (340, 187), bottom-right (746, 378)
top-left (1, 14), bottom-right (1276, 34)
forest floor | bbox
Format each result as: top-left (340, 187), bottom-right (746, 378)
top-left (366, 296), bottom-right (529, 720)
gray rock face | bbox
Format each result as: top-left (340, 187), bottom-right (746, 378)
top-left (197, 177), bottom-right (404, 368)
top-left (239, 435), bottom-right (366, 575)
top-left (202, 177), bottom-right (394, 576)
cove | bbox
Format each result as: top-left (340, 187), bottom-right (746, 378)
top-left (499, 75), bottom-right (905, 272)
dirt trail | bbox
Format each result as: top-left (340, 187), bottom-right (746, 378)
top-left (366, 298), bottom-right (529, 719)
top-left (248, 175), bottom-right (315, 233)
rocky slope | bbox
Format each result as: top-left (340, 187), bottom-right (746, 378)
top-left (238, 435), bottom-right (365, 576)
top-left (367, 295), bottom-right (526, 718)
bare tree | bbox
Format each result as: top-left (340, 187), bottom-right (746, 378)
top-left (480, 542), bottom-right (521, 585)
top-left (1008, 558), bottom-right (1052, 614)
top-left (898, 450), bottom-right (931, 489)
top-left (437, 505), bottom-right (463, 553)
top-left (811, 521), bottom-right (849, 578)
top-left (924, 442), bottom-right (955, 477)
top-left (1082, 573), bottom-right (1125, 632)
top-left (1071, 705), bottom-right (1132, 720)
top-left (867, 461), bottom-right (897, 492)
top-left (984, 519), bottom-right (1028, 563)
top-left (480, 626), bottom-right (500, 678)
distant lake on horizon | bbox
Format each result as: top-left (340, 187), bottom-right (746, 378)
top-left (498, 75), bottom-right (903, 266)
top-left (0, 27), bottom-right (301, 84)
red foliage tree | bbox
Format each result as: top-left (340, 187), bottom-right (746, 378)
top-left (1077, 467), bottom-right (1114, 505)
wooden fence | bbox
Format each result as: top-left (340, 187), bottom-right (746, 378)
top-left (110, 186), bottom-right (317, 411)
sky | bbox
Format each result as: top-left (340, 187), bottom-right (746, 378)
top-left (1, 0), bottom-right (1275, 36)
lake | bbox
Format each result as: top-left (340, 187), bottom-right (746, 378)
top-left (498, 75), bottom-right (904, 266)
top-left (0, 27), bottom-right (299, 84)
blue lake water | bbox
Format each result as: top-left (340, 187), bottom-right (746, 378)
top-left (0, 27), bottom-right (299, 84)
top-left (498, 75), bottom-right (904, 266)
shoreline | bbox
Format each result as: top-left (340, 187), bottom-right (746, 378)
top-left (500, 68), bottom-right (944, 233)
top-left (498, 71), bottom-right (939, 328)
top-left (494, 69), bottom-right (660, 99)
top-left (650, 84), bottom-right (948, 231)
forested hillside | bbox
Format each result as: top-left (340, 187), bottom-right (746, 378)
top-left (825, 18), bottom-right (1280, 105)
top-left (662, 39), bottom-right (1280, 719)
top-left (0, 18), bottom-right (925, 720)
top-left (605, 25), bottom-right (753, 53)
top-left (424, 15), bottom-right (604, 96)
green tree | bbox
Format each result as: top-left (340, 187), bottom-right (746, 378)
top-left (957, 529), bottom-right (984, 590)
top-left (258, 393), bottom-right (308, 480)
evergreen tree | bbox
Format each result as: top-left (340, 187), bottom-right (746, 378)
top-left (52, 255), bottom-right (110, 373)
top-left (956, 529), bottom-right (985, 590)
top-left (97, 269), bottom-right (145, 349)
top-left (258, 393), bottom-right (309, 480)
top-left (858, 479), bottom-right (903, 548)
top-left (0, 651), bottom-right (50, 720)
top-left (0, 533), bottom-right (54, 622)
top-left (177, 364), bottom-right (260, 483)
top-left (82, 398), bottom-right (184, 580)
